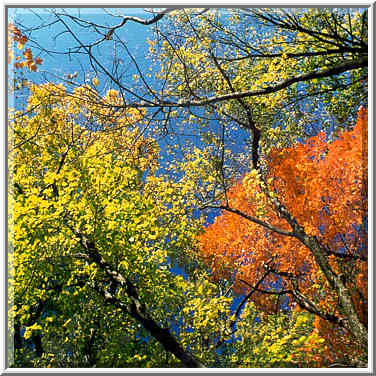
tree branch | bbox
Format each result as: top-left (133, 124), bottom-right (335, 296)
top-left (239, 279), bottom-right (292, 296)
top-left (215, 268), bottom-right (271, 348)
top-left (202, 204), bottom-right (294, 237)
top-left (126, 57), bottom-right (367, 108)
top-left (260, 264), bottom-right (349, 329)
top-left (216, 47), bottom-right (367, 62)
top-left (325, 248), bottom-right (367, 262)
top-left (111, 8), bottom-right (176, 28)
top-left (70, 228), bottom-right (205, 368)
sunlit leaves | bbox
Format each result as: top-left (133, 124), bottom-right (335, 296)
top-left (9, 7), bottom-right (368, 368)
top-left (231, 303), bottom-right (326, 367)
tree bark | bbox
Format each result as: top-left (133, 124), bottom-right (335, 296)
top-left (272, 197), bottom-right (368, 350)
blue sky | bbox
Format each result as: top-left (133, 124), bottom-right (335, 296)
top-left (9, 8), bottom-right (152, 82)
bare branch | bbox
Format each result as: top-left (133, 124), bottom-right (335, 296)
top-left (324, 247), bottom-right (367, 262)
top-left (239, 279), bottom-right (292, 296)
top-left (111, 8), bottom-right (176, 28)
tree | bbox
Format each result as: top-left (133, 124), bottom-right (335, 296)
top-left (9, 82), bottom-right (212, 367)
top-left (198, 107), bottom-right (368, 367)
top-left (8, 7), bottom-right (368, 368)
top-left (21, 8), bottom-right (365, 220)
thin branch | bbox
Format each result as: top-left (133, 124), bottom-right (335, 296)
top-left (215, 267), bottom-right (272, 348)
top-left (246, 9), bottom-right (366, 49)
top-left (202, 204), bottom-right (294, 237)
top-left (216, 47), bottom-right (366, 62)
top-left (109, 8), bottom-right (176, 29)
top-left (239, 279), bottom-right (292, 296)
top-left (263, 263), bottom-right (348, 329)
top-left (325, 248), bottom-right (367, 262)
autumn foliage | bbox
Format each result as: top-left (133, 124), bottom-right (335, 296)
top-left (8, 23), bottom-right (43, 71)
top-left (198, 108), bottom-right (368, 365)
top-left (8, 7), bottom-right (368, 368)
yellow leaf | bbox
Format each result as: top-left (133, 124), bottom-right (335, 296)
top-left (63, 318), bottom-right (72, 327)
top-left (24, 329), bottom-right (32, 339)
